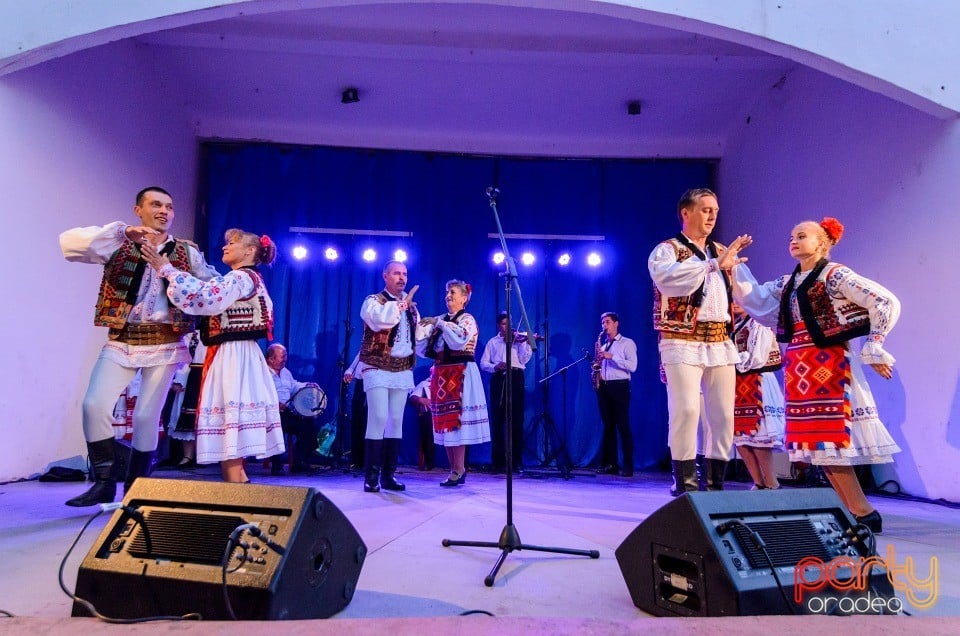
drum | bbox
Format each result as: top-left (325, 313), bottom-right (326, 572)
top-left (288, 385), bottom-right (328, 418)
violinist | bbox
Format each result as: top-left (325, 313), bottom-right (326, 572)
top-left (594, 312), bottom-right (638, 477)
top-left (479, 312), bottom-right (535, 473)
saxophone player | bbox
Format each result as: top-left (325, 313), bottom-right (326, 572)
top-left (594, 312), bottom-right (638, 477)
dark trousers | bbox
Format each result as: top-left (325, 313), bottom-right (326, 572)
top-left (272, 410), bottom-right (316, 468)
top-left (417, 411), bottom-right (434, 469)
top-left (490, 369), bottom-right (526, 469)
top-left (350, 380), bottom-right (368, 467)
top-left (597, 380), bottom-right (633, 470)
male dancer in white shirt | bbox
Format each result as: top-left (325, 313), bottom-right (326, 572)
top-left (60, 186), bottom-right (217, 506)
top-left (355, 261), bottom-right (419, 492)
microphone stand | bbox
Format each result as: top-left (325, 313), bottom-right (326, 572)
top-left (526, 351), bottom-right (591, 479)
top-left (442, 186), bottom-right (599, 587)
top-left (332, 256), bottom-right (356, 473)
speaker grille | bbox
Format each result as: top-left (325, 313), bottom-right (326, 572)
top-left (732, 519), bottom-right (831, 569)
top-left (128, 510), bottom-right (247, 564)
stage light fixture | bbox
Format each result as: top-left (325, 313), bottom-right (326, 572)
top-left (492, 251), bottom-right (505, 265)
top-left (362, 248), bottom-right (377, 262)
top-left (587, 252), bottom-right (602, 267)
top-left (557, 252), bottom-right (571, 267)
top-left (292, 245), bottom-right (308, 261)
top-left (627, 100), bottom-right (642, 115)
top-left (324, 247), bottom-right (339, 261)
top-left (520, 252), bottom-right (536, 266)
top-left (393, 249), bottom-right (408, 263)
top-left (341, 87), bottom-right (359, 104)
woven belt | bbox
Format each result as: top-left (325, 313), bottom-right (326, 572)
top-left (375, 355), bottom-right (415, 373)
top-left (108, 323), bottom-right (181, 346)
top-left (661, 321), bottom-right (730, 344)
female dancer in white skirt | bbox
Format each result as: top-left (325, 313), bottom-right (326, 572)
top-left (143, 229), bottom-right (284, 483)
top-left (416, 279), bottom-right (490, 486)
top-left (721, 217), bottom-right (900, 533)
top-left (731, 302), bottom-right (786, 490)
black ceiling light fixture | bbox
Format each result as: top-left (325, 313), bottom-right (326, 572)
top-left (341, 87), bottom-right (359, 104)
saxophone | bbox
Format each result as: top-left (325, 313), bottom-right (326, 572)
top-left (591, 330), bottom-right (605, 390)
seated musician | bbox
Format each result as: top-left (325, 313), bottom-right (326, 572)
top-left (266, 343), bottom-right (320, 474)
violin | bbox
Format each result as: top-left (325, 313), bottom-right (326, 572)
top-left (512, 330), bottom-right (544, 344)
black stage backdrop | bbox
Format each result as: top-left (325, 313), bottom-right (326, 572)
top-left (198, 142), bottom-right (716, 471)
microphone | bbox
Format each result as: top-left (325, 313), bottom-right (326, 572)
top-left (485, 186), bottom-right (500, 198)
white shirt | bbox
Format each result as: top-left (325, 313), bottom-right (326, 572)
top-left (60, 221), bottom-right (219, 368)
top-left (269, 366), bottom-right (308, 404)
top-left (410, 378), bottom-right (431, 399)
top-left (356, 291), bottom-right (419, 391)
top-left (359, 290), bottom-right (416, 358)
top-left (649, 234), bottom-right (740, 367)
top-left (648, 234), bottom-right (731, 323)
top-left (479, 333), bottom-right (532, 373)
top-left (599, 333), bottom-right (638, 381)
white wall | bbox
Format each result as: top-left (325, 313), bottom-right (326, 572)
top-left (719, 66), bottom-right (960, 500)
top-left (0, 41), bottom-right (197, 481)
top-left (3, 1), bottom-right (958, 116)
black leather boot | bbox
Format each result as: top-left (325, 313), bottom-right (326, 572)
top-left (65, 439), bottom-right (117, 507)
top-left (380, 438), bottom-right (406, 491)
top-left (705, 458), bottom-right (728, 491)
top-left (363, 439), bottom-right (383, 493)
top-left (124, 449), bottom-right (155, 494)
top-left (695, 453), bottom-right (707, 491)
top-left (669, 459), bottom-right (699, 497)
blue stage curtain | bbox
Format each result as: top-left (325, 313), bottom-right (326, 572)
top-left (199, 143), bottom-right (714, 471)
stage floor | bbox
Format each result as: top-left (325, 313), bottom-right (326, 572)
top-left (1, 464), bottom-right (958, 633)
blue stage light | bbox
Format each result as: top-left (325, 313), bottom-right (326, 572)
top-left (324, 247), bottom-right (339, 261)
top-left (492, 251), bottom-right (505, 265)
top-left (292, 245), bottom-right (308, 261)
top-left (362, 248), bottom-right (377, 262)
top-left (587, 252), bottom-right (602, 267)
top-left (520, 252), bottom-right (536, 266)
top-left (557, 252), bottom-right (571, 266)
top-left (393, 249), bottom-right (408, 263)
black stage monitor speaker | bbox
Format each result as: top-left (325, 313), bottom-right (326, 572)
top-left (615, 488), bottom-right (894, 616)
top-left (72, 478), bottom-right (366, 620)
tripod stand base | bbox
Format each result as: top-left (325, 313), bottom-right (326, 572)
top-left (524, 465), bottom-right (572, 480)
top-left (442, 524), bottom-right (600, 587)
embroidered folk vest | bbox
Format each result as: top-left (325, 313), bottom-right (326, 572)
top-left (95, 239), bottom-right (195, 332)
top-left (733, 317), bottom-right (783, 375)
top-left (358, 292), bottom-right (417, 372)
top-left (425, 310), bottom-right (478, 363)
top-left (200, 268), bottom-right (273, 345)
top-left (652, 235), bottom-right (732, 335)
top-left (777, 259), bottom-right (871, 347)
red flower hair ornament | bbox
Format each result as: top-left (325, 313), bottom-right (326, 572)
top-left (260, 234), bottom-right (272, 247)
top-left (819, 217), bottom-right (844, 245)
top-left (465, 283), bottom-right (472, 294)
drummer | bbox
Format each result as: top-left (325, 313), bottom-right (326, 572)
top-left (266, 343), bottom-right (321, 475)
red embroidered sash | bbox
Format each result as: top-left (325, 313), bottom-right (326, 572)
top-left (733, 373), bottom-right (763, 437)
top-left (429, 363), bottom-right (465, 433)
top-left (783, 321), bottom-right (851, 450)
